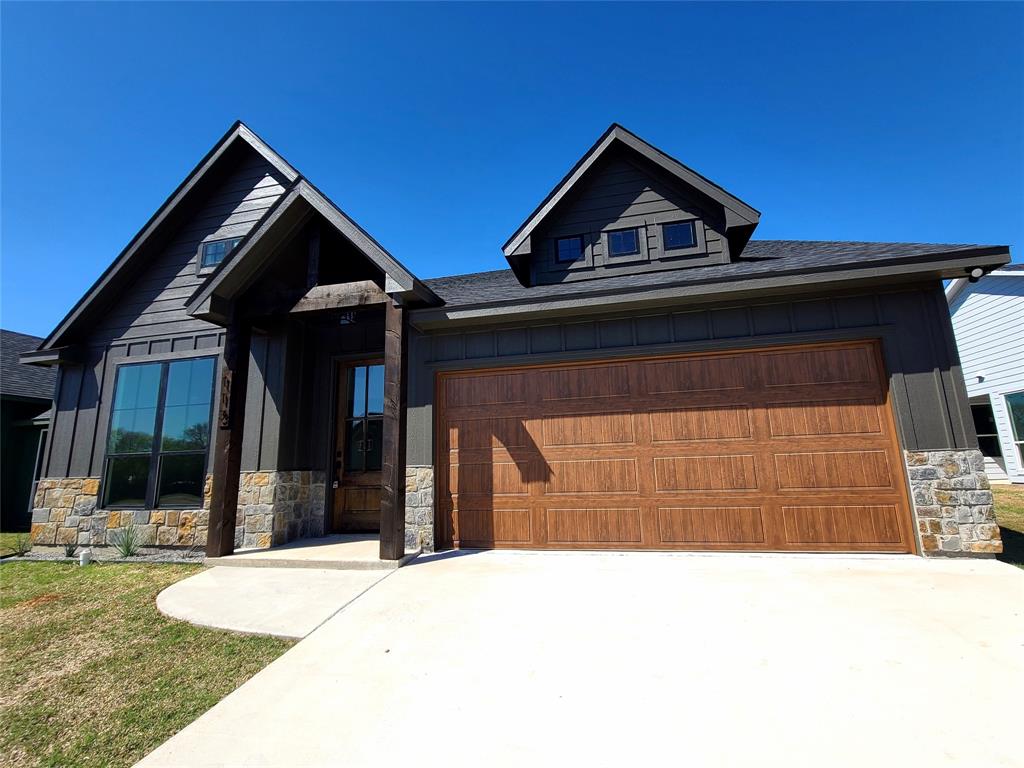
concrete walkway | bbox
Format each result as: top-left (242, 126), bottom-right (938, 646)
top-left (140, 551), bottom-right (1024, 767)
top-left (157, 566), bottom-right (391, 639)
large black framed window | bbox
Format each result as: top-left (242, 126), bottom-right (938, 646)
top-left (971, 402), bottom-right (1002, 458)
top-left (102, 357), bottom-right (216, 509)
top-left (343, 364), bottom-right (384, 472)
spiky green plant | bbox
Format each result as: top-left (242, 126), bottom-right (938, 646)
top-left (111, 524), bottom-right (141, 558)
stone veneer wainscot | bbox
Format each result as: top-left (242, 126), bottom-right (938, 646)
top-left (31, 475), bottom-right (212, 548)
top-left (905, 449), bottom-right (1002, 556)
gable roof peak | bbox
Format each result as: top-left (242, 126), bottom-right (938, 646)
top-left (501, 123), bottom-right (761, 281)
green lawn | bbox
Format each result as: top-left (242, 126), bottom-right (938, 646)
top-left (0, 562), bottom-right (293, 768)
top-left (993, 484), bottom-right (1024, 568)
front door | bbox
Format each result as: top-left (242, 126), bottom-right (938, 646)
top-left (331, 361), bottom-right (385, 533)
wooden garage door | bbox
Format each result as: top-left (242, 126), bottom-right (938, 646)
top-left (436, 340), bottom-right (915, 553)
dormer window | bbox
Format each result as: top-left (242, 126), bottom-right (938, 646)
top-left (200, 237), bottom-right (242, 269)
top-left (555, 236), bottom-right (585, 263)
top-left (607, 228), bottom-right (640, 257)
top-left (663, 221), bottom-right (697, 251)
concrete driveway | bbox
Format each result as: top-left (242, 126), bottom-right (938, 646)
top-left (138, 551), bottom-right (1024, 768)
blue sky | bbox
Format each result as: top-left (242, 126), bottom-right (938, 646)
top-left (2, 2), bottom-right (1021, 337)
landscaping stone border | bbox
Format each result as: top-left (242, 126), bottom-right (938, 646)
top-left (905, 449), bottom-right (1002, 556)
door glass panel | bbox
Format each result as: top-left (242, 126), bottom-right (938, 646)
top-left (345, 420), bottom-right (367, 472)
top-left (347, 366), bottom-right (367, 419)
top-left (1007, 392), bottom-right (1024, 440)
top-left (364, 419), bottom-right (383, 471)
top-left (366, 365), bottom-right (384, 416)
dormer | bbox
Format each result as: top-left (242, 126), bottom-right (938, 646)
top-left (502, 124), bottom-right (760, 287)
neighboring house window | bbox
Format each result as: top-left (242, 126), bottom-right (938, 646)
top-left (607, 228), bottom-right (640, 257)
top-left (555, 236), bottom-right (584, 263)
top-left (102, 357), bottom-right (216, 509)
top-left (971, 402), bottom-right (1002, 458)
top-left (663, 221), bottom-right (697, 250)
top-left (344, 364), bottom-right (384, 472)
top-left (1007, 391), bottom-right (1024, 465)
top-left (200, 237), bottom-right (242, 269)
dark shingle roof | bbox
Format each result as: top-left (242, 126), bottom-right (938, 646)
top-left (423, 240), bottom-right (998, 308)
top-left (1, 330), bottom-right (56, 401)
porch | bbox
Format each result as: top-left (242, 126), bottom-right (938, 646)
top-left (207, 534), bottom-right (420, 570)
top-left (184, 179), bottom-right (441, 561)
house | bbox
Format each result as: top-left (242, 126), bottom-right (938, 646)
top-left (21, 122), bottom-right (1011, 558)
top-left (1, 329), bottom-right (56, 531)
top-left (947, 266), bottom-right (1024, 484)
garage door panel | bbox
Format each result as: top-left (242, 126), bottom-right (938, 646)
top-left (654, 454), bottom-right (759, 492)
top-left (782, 505), bottom-right (905, 546)
top-left (541, 411), bottom-right (635, 447)
top-left (449, 461), bottom-right (530, 496)
top-left (458, 507), bottom-right (533, 545)
top-left (448, 417), bottom-right (533, 451)
top-left (546, 458), bottom-right (639, 495)
top-left (546, 507), bottom-right (642, 544)
top-left (767, 399), bottom-right (883, 437)
top-left (445, 372), bottom-right (529, 407)
top-left (540, 365), bottom-right (631, 401)
top-left (761, 346), bottom-right (875, 387)
top-left (649, 405), bottom-right (753, 442)
top-left (774, 450), bottom-right (895, 490)
top-left (439, 340), bottom-right (915, 553)
top-left (657, 506), bottom-right (766, 544)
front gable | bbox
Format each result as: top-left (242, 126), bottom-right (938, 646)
top-left (502, 124), bottom-right (759, 287)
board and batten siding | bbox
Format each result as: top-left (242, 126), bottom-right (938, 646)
top-left (949, 273), bottom-right (1024, 482)
top-left (406, 282), bottom-right (974, 466)
top-left (41, 151), bottom-right (291, 481)
top-left (530, 153), bottom-right (728, 285)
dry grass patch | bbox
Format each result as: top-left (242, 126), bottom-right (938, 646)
top-left (993, 484), bottom-right (1024, 568)
top-left (0, 562), bottom-right (292, 768)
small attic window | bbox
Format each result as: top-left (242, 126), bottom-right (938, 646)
top-left (663, 221), bottom-right (697, 251)
top-left (200, 237), bottom-right (242, 269)
top-left (607, 228), bottom-right (640, 258)
top-left (555, 236), bottom-right (584, 263)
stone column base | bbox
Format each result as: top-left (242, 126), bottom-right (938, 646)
top-left (236, 470), bottom-right (326, 549)
top-left (905, 449), bottom-right (1002, 556)
top-left (405, 466), bottom-right (434, 552)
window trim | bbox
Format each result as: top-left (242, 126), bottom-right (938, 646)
top-left (1005, 390), bottom-right (1024, 467)
top-left (605, 227), bottom-right (642, 258)
top-left (970, 400), bottom-right (1002, 458)
top-left (100, 356), bottom-right (218, 510)
top-left (554, 235), bottom-right (586, 264)
top-left (661, 220), bottom-right (698, 252)
top-left (197, 236), bottom-right (242, 274)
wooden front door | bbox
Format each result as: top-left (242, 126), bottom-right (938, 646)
top-left (331, 361), bottom-right (384, 533)
top-left (436, 340), bottom-right (916, 553)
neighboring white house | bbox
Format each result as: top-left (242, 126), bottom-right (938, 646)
top-left (947, 264), bottom-right (1024, 484)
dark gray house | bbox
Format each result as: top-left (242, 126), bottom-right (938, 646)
top-left (23, 122), bottom-right (1010, 558)
top-left (1, 329), bottom-right (55, 531)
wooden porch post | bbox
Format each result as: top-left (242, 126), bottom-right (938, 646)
top-left (206, 319), bottom-right (252, 557)
top-left (380, 298), bottom-right (409, 560)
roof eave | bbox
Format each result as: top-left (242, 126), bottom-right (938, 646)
top-left (414, 247), bottom-right (1010, 330)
